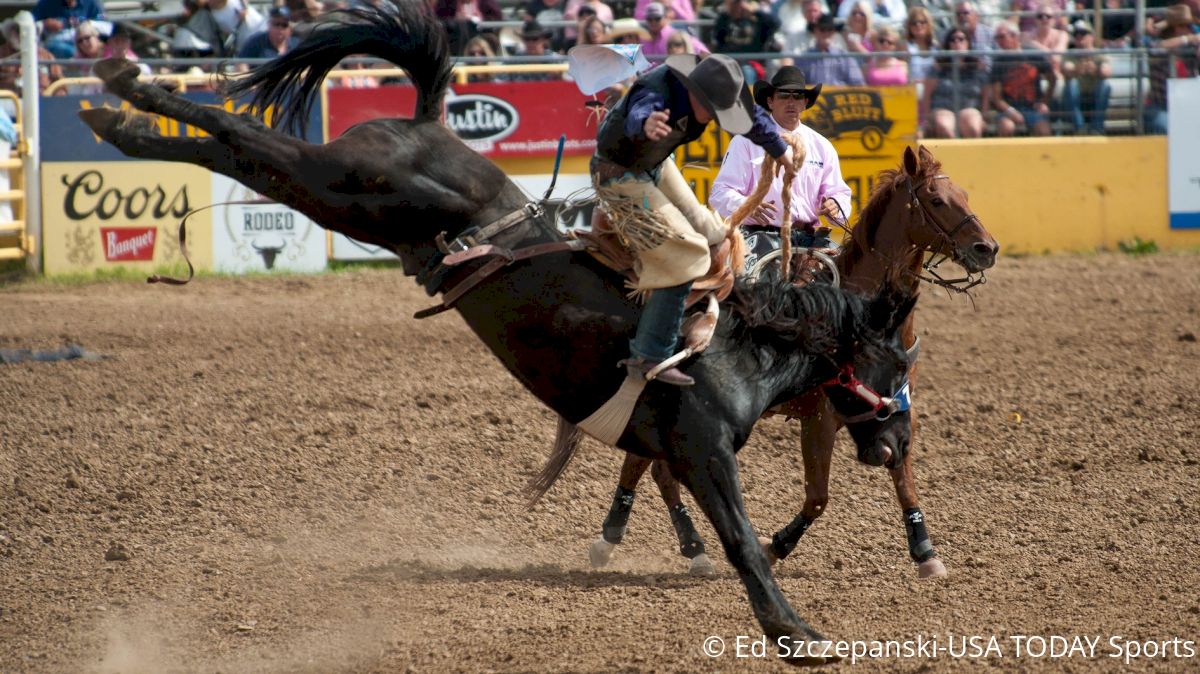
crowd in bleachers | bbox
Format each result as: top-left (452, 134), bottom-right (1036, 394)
top-left (1, 0), bottom-right (1196, 135)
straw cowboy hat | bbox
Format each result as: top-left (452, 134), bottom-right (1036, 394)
top-left (605, 18), bottom-right (651, 42)
top-left (665, 54), bottom-right (755, 134)
top-left (753, 66), bottom-right (822, 110)
top-left (1155, 4), bottom-right (1197, 32)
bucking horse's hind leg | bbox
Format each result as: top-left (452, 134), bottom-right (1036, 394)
top-left (670, 447), bottom-right (838, 666)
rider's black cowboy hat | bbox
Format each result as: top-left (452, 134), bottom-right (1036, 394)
top-left (753, 65), bottom-right (822, 110)
top-left (665, 54), bottom-right (755, 135)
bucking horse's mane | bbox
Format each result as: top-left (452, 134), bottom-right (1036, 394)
top-left (224, 0), bottom-right (452, 136)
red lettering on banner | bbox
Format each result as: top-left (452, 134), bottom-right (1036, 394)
top-left (327, 81), bottom-right (596, 158)
top-left (101, 227), bottom-right (157, 261)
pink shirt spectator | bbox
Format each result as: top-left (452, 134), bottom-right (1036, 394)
top-left (710, 119), bottom-right (851, 226)
top-left (641, 25), bottom-right (709, 55)
top-left (634, 0), bottom-right (694, 21)
top-left (564, 0), bottom-right (614, 24)
top-left (864, 60), bottom-right (907, 85)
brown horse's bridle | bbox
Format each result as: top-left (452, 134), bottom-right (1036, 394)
top-left (904, 175), bottom-right (987, 294)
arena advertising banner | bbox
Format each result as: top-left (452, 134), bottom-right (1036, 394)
top-left (330, 173), bottom-right (593, 261)
top-left (675, 85), bottom-right (919, 225)
top-left (326, 81), bottom-right (597, 158)
top-left (42, 161), bottom-right (213, 275)
top-left (1167, 79), bottom-right (1200, 230)
top-left (41, 94), bottom-right (323, 275)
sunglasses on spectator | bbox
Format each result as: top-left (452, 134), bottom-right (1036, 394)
top-left (877, 37), bottom-right (894, 44)
top-left (774, 91), bottom-right (807, 100)
top-left (949, 34), bottom-right (967, 42)
top-left (956, 9), bottom-right (972, 15)
top-left (270, 21), bottom-right (291, 28)
top-left (1036, 12), bottom-right (1052, 19)
top-left (467, 50), bottom-right (487, 56)
top-left (646, 15), bottom-right (663, 21)
top-left (851, 11), bottom-right (866, 17)
top-left (909, 18), bottom-right (928, 25)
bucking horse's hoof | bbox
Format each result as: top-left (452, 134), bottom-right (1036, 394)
top-left (79, 108), bottom-right (157, 142)
top-left (688, 553), bottom-right (716, 576)
top-left (777, 631), bottom-right (842, 667)
top-left (92, 57), bottom-right (142, 93)
top-left (588, 535), bottom-right (616, 569)
top-left (917, 557), bottom-right (947, 579)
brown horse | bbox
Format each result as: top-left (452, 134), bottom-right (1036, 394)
top-left (581, 146), bottom-right (999, 577)
top-left (77, 1), bottom-right (924, 663)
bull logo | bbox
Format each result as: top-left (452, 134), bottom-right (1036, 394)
top-left (253, 241), bottom-right (286, 269)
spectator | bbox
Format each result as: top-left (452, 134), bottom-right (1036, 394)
top-left (955, 1), bottom-right (992, 70)
top-left (1022, 1), bottom-right (1068, 79)
top-left (923, 26), bottom-right (987, 137)
top-left (462, 35), bottom-right (501, 82)
top-left (286, 0), bottom-right (324, 24)
top-left (1062, 19), bottom-right (1111, 134)
top-left (641, 2), bottom-right (708, 56)
top-left (574, 15), bottom-right (608, 47)
top-left (864, 25), bottom-right (907, 83)
top-left (565, 0), bottom-right (613, 26)
top-left (842, 1), bottom-right (874, 53)
top-left (777, 0), bottom-right (826, 54)
top-left (713, 0), bottom-right (782, 85)
top-left (989, 20), bottom-right (1055, 136)
top-left (1010, 0), bottom-right (1068, 32)
top-left (634, 0), bottom-right (695, 22)
top-left (905, 6), bottom-right (937, 84)
top-left (509, 20), bottom-right (564, 80)
top-left (237, 7), bottom-right (299, 59)
top-left (174, 0), bottom-right (265, 57)
top-left (1099, 0), bottom-right (1135, 47)
top-left (665, 29), bottom-right (696, 54)
top-left (1144, 4), bottom-right (1200, 134)
top-left (33, 0), bottom-right (106, 60)
top-left (799, 13), bottom-right (865, 85)
top-left (524, 0), bottom-right (568, 51)
top-left (0, 18), bottom-right (62, 94)
top-left (332, 55), bottom-right (381, 88)
top-left (839, 0), bottom-right (905, 28)
top-left (63, 19), bottom-right (103, 93)
top-left (434, 0), bottom-right (502, 55)
top-left (605, 17), bottom-right (651, 45)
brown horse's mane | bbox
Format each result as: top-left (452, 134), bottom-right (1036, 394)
top-left (838, 152), bottom-right (943, 279)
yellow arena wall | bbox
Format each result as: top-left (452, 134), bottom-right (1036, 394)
top-left (922, 136), bottom-right (1199, 254)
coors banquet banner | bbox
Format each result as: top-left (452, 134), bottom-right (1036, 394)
top-left (42, 94), bottom-right (323, 275)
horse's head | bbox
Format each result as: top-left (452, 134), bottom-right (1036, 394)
top-left (823, 288), bottom-right (918, 469)
top-left (900, 145), bottom-right (998, 274)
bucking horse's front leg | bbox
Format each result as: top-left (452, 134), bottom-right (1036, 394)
top-left (671, 445), bottom-right (838, 666)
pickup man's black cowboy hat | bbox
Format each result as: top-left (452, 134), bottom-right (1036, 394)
top-left (665, 54), bottom-right (755, 135)
top-left (754, 65), bottom-right (822, 109)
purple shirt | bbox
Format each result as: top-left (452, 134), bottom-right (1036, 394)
top-left (710, 119), bottom-right (851, 226)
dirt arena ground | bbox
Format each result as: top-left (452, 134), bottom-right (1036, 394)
top-left (1, 253), bottom-right (1197, 673)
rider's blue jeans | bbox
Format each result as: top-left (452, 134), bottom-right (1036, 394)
top-left (630, 281), bottom-right (693, 363)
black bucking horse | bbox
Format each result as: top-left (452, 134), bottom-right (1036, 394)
top-left (79, 1), bottom-right (918, 663)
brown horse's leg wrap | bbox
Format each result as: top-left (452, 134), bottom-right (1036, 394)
top-left (904, 507), bottom-right (936, 563)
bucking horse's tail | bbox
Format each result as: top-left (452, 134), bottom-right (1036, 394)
top-left (225, 0), bottom-right (452, 136)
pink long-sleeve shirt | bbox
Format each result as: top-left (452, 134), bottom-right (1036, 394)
top-left (709, 119), bottom-right (852, 227)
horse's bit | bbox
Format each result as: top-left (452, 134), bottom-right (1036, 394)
top-left (824, 363), bottom-right (911, 425)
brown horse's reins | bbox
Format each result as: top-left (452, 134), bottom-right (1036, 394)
top-left (903, 175), bottom-right (987, 295)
